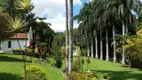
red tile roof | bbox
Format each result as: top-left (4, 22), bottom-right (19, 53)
top-left (10, 33), bottom-right (28, 39)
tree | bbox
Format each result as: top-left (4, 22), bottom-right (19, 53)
top-left (68, 0), bottom-right (73, 74)
top-left (75, 2), bottom-right (95, 58)
top-left (95, 0), bottom-right (105, 60)
top-left (15, 0), bottom-right (34, 79)
top-left (123, 29), bottom-right (142, 68)
top-left (65, 0), bottom-right (69, 74)
top-left (52, 33), bottom-right (65, 68)
top-left (0, 8), bottom-right (13, 40)
top-left (100, 0), bottom-right (135, 63)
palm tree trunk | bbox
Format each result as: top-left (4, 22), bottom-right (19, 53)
top-left (95, 30), bottom-right (98, 58)
top-left (16, 33), bottom-right (27, 80)
top-left (105, 28), bottom-right (109, 61)
top-left (100, 27), bottom-right (103, 60)
top-left (113, 25), bottom-right (117, 62)
top-left (68, 0), bottom-right (73, 74)
top-left (65, 0), bottom-right (69, 74)
top-left (87, 38), bottom-right (90, 57)
top-left (91, 35), bottom-right (94, 58)
top-left (122, 21), bottom-right (125, 65)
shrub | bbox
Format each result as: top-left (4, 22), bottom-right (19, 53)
top-left (25, 65), bottom-right (47, 80)
top-left (72, 56), bottom-right (81, 72)
top-left (12, 48), bottom-right (24, 55)
top-left (27, 49), bottom-right (34, 56)
top-left (72, 56), bottom-right (85, 72)
top-left (54, 53), bottom-right (62, 68)
top-left (48, 57), bottom-right (56, 67)
top-left (51, 33), bottom-right (64, 68)
top-left (69, 72), bottom-right (96, 80)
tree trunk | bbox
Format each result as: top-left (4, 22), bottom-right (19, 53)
top-left (128, 54), bottom-right (132, 68)
top-left (91, 35), bottom-right (94, 58)
top-left (95, 30), bottom-right (98, 58)
top-left (87, 38), bottom-right (90, 57)
top-left (65, 0), bottom-right (69, 74)
top-left (113, 25), bottom-right (117, 62)
top-left (100, 27), bottom-right (103, 60)
top-left (105, 28), bottom-right (109, 61)
top-left (122, 21), bottom-right (125, 65)
top-left (68, 0), bottom-right (73, 74)
top-left (16, 33), bottom-right (27, 80)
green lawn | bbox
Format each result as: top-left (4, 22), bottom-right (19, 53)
top-left (0, 54), bottom-right (65, 80)
top-left (82, 57), bottom-right (142, 80)
top-left (1, 54), bottom-right (142, 80)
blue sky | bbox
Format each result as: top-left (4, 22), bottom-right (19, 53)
top-left (74, 0), bottom-right (88, 16)
top-left (32, 0), bottom-right (89, 32)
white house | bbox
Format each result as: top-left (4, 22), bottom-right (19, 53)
top-left (0, 27), bottom-right (33, 53)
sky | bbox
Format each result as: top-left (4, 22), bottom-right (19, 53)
top-left (32, 0), bottom-right (90, 32)
top-left (32, 0), bottom-right (139, 32)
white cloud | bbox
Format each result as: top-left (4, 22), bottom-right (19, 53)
top-left (32, 0), bottom-right (82, 32)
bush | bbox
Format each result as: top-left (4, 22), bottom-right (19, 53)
top-left (72, 56), bottom-right (85, 72)
top-left (69, 72), bottom-right (96, 80)
top-left (25, 65), bottom-right (47, 80)
top-left (27, 49), bottom-right (34, 56)
top-left (12, 48), bottom-right (24, 55)
top-left (54, 53), bottom-right (62, 68)
top-left (51, 33), bottom-right (64, 68)
top-left (72, 56), bottom-right (81, 72)
top-left (48, 57), bottom-right (56, 67)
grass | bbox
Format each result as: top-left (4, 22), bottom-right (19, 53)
top-left (82, 57), bottom-right (142, 80)
top-left (2, 53), bottom-right (141, 80)
top-left (0, 54), bottom-right (65, 80)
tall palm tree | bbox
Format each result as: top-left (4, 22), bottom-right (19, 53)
top-left (105, 26), bottom-right (109, 61)
top-left (65, 0), bottom-right (69, 74)
top-left (95, 2), bottom-right (105, 60)
top-left (75, 2), bottom-right (92, 58)
top-left (100, 22), bottom-right (103, 60)
top-left (2, 9), bottom-right (28, 79)
top-left (15, 0), bottom-right (33, 79)
top-left (101, 0), bottom-right (135, 63)
top-left (94, 29), bottom-right (98, 58)
top-left (68, 0), bottom-right (73, 74)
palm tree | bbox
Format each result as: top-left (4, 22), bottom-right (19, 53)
top-left (100, 23), bottom-right (103, 60)
top-left (94, 29), bottom-right (98, 58)
top-left (0, 8), bottom-right (13, 40)
top-left (5, 13), bottom-right (27, 52)
top-left (1, 9), bottom-right (28, 79)
top-left (15, 0), bottom-right (34, 12)
top-left (105, 26), bottom-right (109, 61)
top-left (75, 3), bottom-right (92, 57)
top-left (68, 0), bottom-right (73, 74)
top-left (113, 25), bottom-right (117, 62)
top-left (95, 2), bottom-right (105, 60)
top-left (65, 0), bottom-right (69, 74)
top-left (15, 0), bottom-right (34, 79)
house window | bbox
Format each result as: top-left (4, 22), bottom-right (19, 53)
top-left (8, 41), bottom-right (11, 48)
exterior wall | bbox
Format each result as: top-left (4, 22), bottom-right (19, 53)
top-left (0, 39), bottom-right (29, 53)
top-left (0, 27), bottom-right (32, 53)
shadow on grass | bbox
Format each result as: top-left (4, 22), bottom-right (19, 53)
top-left (96, 70), bottom-right (142, 80)
top-left (0, 55), bottom-right (30, 62)
top-left (0, 73), bottom-right (21, 80)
